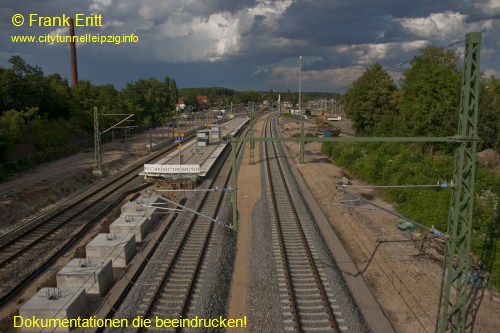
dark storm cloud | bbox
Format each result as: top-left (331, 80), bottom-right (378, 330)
top-left (188, 0), bottom-right (258, 16)
top-left (464, 0), bottom-right (500, 22)
top-left (272, 0), bottom-right (465, 45)
top-left (1, 0), bottom-right (499, 91)
top-left (231, 0), bottom-right (498, 73)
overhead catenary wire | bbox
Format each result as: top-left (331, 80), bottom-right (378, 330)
top-left (335, 187), bottom-right (449, 238)
top-left (135, 203), bottom-right (184, 212)
top-left (155, 186), bottom-right (232, 193)
top-left (338, 181), bottom-right (451, 189)
top-left (306, 174), bottom-right (437, 332)
top-left (150, 192), bottom-right (233, 230)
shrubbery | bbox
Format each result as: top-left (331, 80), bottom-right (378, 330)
top-left (322, 141), bottom-right (500, 289)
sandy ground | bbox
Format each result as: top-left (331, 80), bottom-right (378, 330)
top-left (281, 117), bottom-right (500, 333)
top-left (227, 117), bottom-right (265, 331)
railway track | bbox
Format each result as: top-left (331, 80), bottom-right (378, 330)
top-left (263, 115), bottom-right (345, 333)
top-left (133, 169), bottom-right (230, 333)
top-left (0, 133), bottom-right (196, 306)
top-left (104, 123), bottom-right (248, 332)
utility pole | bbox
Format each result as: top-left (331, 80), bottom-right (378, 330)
top-left (436, 31), bottom-right (481, 333)
top-left (149, 128), bottom-right (152, 152)
top-left (299, 56), bottom-right (304, 164)
top-left (249, 103), bottom-right (255, 165)
top-left (93, 107), bottom-right (102, 177)
top-left (94, 112), bottom-right (136, 176)
top-left (231, 141), bottom-right (237, 230)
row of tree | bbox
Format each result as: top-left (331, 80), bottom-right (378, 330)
top-left (342, 45), bottom-right (500, 152)
top-left (178, 87), bottom-right (341, 109)
top-left (335, 45), bottom-right (500, 288)
top-left (0, 56), bottom-right (180, 164)
top-left (1, 55), bottom-right (342, 166)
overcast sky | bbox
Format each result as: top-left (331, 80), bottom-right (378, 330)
top-left (1, 0), bottom-right (499, 91)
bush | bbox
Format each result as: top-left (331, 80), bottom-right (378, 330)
top-left (322, 142), bottom-right (500, 289)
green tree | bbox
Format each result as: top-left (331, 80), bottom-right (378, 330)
top-left (478, 77), bottom-right (500, 151)
top-left (342, 63), bottom-right (400, 136)
top-left (70, 80), bottom-right (99, 130)
top-left (0, 56), bottom-right (73, 120)
top-left (233, 90), bottom-right (261, 105)
top-left (0, 109), bottom-right (25, 143)
top-left (165, 76), bottom-right (178, 111)
top-left (401, 45), bottom-right (461, 140)
top-left (4, 56), bottom-right (45, 113)
top-left (43, 73), bottom-right (72, 120)
top-left (121, 78), bottom-right (175, 127)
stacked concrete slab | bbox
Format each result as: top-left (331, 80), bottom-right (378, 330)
top-left (18, 287), bottom-right (87, 333)
top-left (18, 193), bottom-right (165, 329)
top-left (56, 258), bottom-right (113, 296)
top-left (111, 192), bottom-right (164, 242)
top-left (86, 233), bottom-right (136, 269)
top-left (109, 215), bottom-right (151, 242)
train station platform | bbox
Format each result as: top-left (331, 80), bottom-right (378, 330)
top-left (142, 117), bottom-right (249, 183)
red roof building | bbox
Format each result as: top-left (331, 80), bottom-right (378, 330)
top-left (196, 96), bottom-right (208, 105)
top-left (176, 98), bottom-right (185, 111)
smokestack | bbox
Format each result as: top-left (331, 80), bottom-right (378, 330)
top-left (69, 18), bottom-right (78, 87)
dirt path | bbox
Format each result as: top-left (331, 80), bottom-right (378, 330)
top-left (227, 117), bottom-right (266, 331)
top-left (0, 130), bottom-right (169, 233)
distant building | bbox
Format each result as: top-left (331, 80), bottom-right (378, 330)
top-left (176, 98), bottom-right (185, 111)
top-left (196, 96), bottom-right (208, 105)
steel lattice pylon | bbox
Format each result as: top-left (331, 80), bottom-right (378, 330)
top-left (436, 32), bottom-right (481, 333)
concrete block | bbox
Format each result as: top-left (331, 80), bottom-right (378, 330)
top-left (85, 233), bottom-right (135, 269)
top-left (121, 193), bottom-right (164, 215)
top-left (109, 215), bottom-right (151, 242)
top-left (18, 287), bottom-right (87, 332)
top-left (56, 258), bottom-right (113, 296)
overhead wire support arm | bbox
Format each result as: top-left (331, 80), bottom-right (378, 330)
top-left (93, 110), bottom-right (135, 176)
top-left (151, 193), bottom-right (234, 230)
top-left (101, 114), bottom-right (134, 134)
top-left (338, 182), bottom-right (451, 189)
top-left (221, 136), bottom-right (461, 144)
top-left (156, 187), bottom-right (232, 193)
top-left (134, 204), bottom-right (185, 213)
